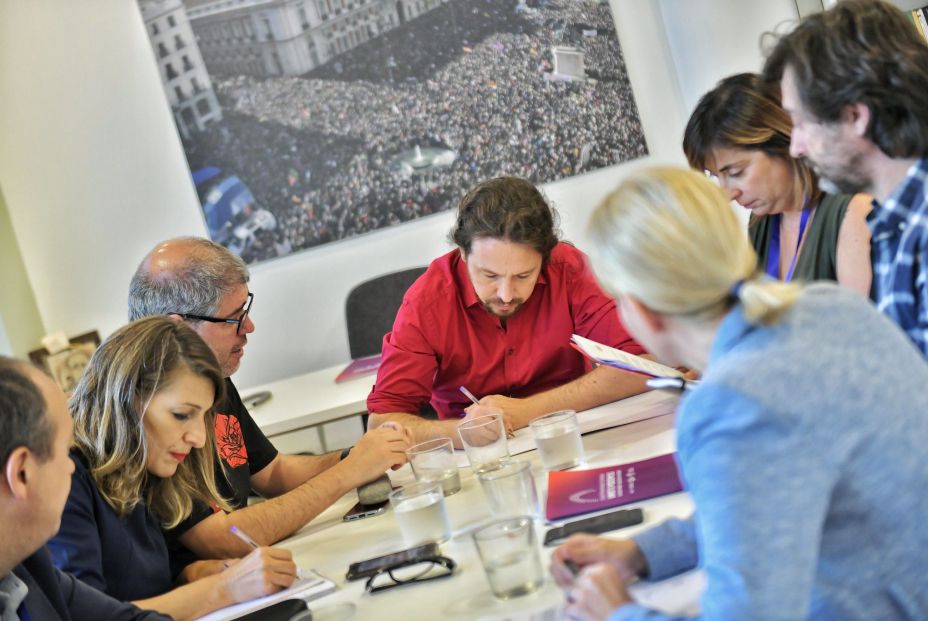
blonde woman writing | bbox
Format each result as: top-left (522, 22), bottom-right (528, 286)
top-left (47, 317), bottom-right (297, 620)
top-left (551, 168), bottom-right (928, 621)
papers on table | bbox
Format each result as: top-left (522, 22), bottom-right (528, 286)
top-left (197, 569), bottom-right (336, 621)
top-left (454, 390), bottom-right (680, 468)
top-left (571, 334), bottom-right (684, 379)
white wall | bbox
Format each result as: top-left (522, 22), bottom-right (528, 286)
top-left (0, 0), bottom-right (794, 389)
top-left (658, 0), bottom-right (799, 116)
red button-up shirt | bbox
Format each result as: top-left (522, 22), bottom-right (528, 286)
top-left (367, 243), bottom-right (643, 419)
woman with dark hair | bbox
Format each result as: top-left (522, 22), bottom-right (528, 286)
top-left (48, 317), bottom-right (297, 621)
top-left (683, 73), bottom-right (872, 295)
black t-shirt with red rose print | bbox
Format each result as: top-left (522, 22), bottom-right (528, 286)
top-left (163, 378), bottom-right (278, 577)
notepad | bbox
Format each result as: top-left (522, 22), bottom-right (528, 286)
top-left (570, 334), bottom-right (684, 379)
top-left (197, 569), bottom-right (336, 621)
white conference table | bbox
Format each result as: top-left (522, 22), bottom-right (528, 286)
top-left (242, 363), bottom-right (375, 451)
top-left (275, 403), bottom-right (702, 620)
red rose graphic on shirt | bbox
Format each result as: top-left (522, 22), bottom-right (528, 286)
top-left (215, 413), bottom-right (249, 468)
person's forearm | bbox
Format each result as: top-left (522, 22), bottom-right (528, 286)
top-left (132, 573), bottom-right (231, 621)
top-left (368, 411), bottom-right (461, 446)
top-left (514, 366), bottom-right (649, 428)
top-left (180, 463), bottom-right (366, 557)
top-left (254, 452), bottom-right (342, 497)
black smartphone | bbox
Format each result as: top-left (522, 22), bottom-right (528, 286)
top-left (346, 542), bottom-right (440, 581)
top-left (342, 499), bottom-right (388, 522)
top-left (543, 507), bottom-right (644, 546)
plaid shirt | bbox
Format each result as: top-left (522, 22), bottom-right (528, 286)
top-left (868, 157), bottom-right (928, 357)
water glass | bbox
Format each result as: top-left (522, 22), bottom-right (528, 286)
top-left (477, 460), bottom-right (540, 519)
top-left (406, 437), bottom-right (462, 496)
top-left (457, 412), bottom-right (510, 474)
top-left (473, 516), bottom-right (544, 599)
top-left (389, 481), bottom-right (451, 547)
top-left (529, 410), bottom-right (584, 470)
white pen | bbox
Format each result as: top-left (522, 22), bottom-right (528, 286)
top-left (459, 385), bottom-right (513, 438)
top-left (229, 525), bottom-right (261, 549)
top-left (459, 385), bottom-right (480, 406)
top-left (230, 525), bottom-right (304, 579)
top-left (645, 376), bottom-right (699, 392)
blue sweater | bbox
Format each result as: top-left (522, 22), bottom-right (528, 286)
top-left (612, 284), bottom-right (928, 621)
top-left (47, 451), bottom-right (173, 602)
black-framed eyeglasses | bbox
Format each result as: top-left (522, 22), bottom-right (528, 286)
top-left (174, 292), bottom-right (253, 335)
top-left (364, 556), bottom-right (456, 594)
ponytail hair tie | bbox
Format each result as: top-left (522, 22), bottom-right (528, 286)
top-left (730, 278), bottom-right (746, 298)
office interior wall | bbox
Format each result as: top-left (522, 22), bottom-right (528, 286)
top-left (0, 0), bottom-right (793, 388)
top-left (658, 0), bottom-right (799, 116)
top-left (0, 185), bottom-right (44, 358)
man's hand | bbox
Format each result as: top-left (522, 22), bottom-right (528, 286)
top-left (551, 534), bottom-right (647, 587)
top-left (342, 423), bottom-right (412, 483)
top-left (564, 563), bottom-right (633, 621)
top-left (474, 395), bottom-right (530, 430)
top-left (460, 402), bottom-right (515, 441)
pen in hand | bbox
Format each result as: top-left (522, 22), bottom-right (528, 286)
top-left (229, 525), bottom-right (261, 549)
top-left (459, 385), bottom-right (480, 406)
top-left (229, 525), bottom-right (304, 580)
top-left (459, 385), bottom-right (514, 438)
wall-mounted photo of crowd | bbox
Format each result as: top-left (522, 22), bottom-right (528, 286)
top-left (139, 0), bottom-right (648, 264)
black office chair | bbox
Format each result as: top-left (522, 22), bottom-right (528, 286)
top-left (345, 266), bottom-right (438, 422)
top-left (345, 266), bottom-right (427, 359)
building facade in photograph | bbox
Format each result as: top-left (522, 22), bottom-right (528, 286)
top-left (184, 0), bottom-right (445, 78)
top-left (140, 0), bottom-right (223, 139)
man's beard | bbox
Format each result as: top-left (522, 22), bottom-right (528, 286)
top-left (481, 298), bottom-right (526, 318)
top-left (812, 153), bottom-right (871, 196)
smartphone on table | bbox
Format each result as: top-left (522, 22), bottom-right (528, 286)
top-left (342, 499), bottom-right (388, 522)
top-left (345, 543), bottom-right (441, 581)
top-left (543, 507), bottom-right (644, 546)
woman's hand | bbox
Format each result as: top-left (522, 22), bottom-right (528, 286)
top-left (565, 563), bottom-right (633, 621)
top-left (176, 559), bottom-right (232, 584)
top-left (551, 534), bottom-right (647, 587)
top-left (218, 547), bottom-right (298, 604)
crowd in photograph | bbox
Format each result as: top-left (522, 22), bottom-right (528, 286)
top-left (183, 0), bottom-right (647, 263)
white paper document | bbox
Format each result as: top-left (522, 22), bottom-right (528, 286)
top-left (197, 569), bottom-right (336, 621)
top-left (571, 334), bottom-right (684, 379)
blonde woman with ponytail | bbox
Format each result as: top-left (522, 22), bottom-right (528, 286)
top-left (48, 317), bottom-right (297, 621)
top-left (551, 167), bottom-right (928, 621)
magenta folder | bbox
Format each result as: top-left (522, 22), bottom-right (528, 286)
top-left (545, 453), bottom-right (684, 520)
top-left (334, 354), bottom-right (382, 383)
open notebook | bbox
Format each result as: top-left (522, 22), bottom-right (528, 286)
top-left (197, 569), bottom-right (336, 621)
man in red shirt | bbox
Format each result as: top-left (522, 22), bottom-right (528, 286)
top-left (367, 177), bottom-right (650, 445)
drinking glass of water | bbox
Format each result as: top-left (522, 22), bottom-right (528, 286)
top-left (406, 437), bottom-right (462, 496)
top-left (477, 460), bottom-right (540, 518)
top-left (457, 412), bottom-right (510, 474)
top-left (473, 516), bottom-right (544, 599)
top-left (389, 481), bottom-right (451, 547)
top-left (529, 410), bottom-right (584, 471)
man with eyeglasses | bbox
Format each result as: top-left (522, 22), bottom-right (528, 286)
top-left (128, 237), bottom-right (412, 575)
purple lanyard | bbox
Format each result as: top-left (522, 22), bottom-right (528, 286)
top-left (766, 208), bottom-right (811, 282)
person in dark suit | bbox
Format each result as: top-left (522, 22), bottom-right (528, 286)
top-left (0, 356), bottom-right (168, 621)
